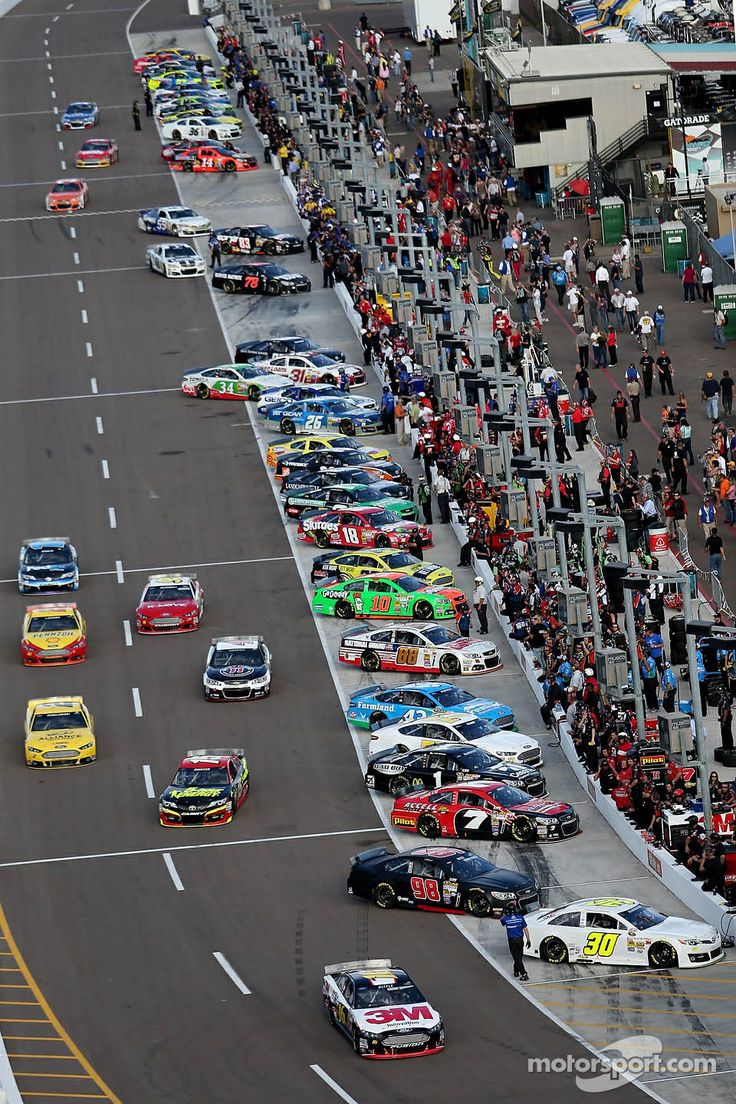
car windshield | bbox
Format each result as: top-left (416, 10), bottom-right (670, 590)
top-left (172, 767), bottom-right (228, 786)
top-left (396, 576), bottom-right (426, 592)
top-left (366, 510), bottom-right (394, 527)
top-left (422, 626), bottom-right (457, 644)
top-left (620, 905), bottom-right (668, 930)
top-left (68, 102), bottom-right (93, 112)
top-left (433, 687), bottom-right (475, 708)
top-left (28, 615), bottom-right (77, 632)
top-left (381, 552), bottom-right (414, 569)
top-left (324, 400), bottom-right (350, 413)
top-left (309, 354), bottom-right (336, 367)
top-left (52, 183), bottom-right (80, 194)
top-left (212, 648), bottom-right (264, 667)
top-left (32, 711), bottom-right (86, 731)
top-left (261, 265), bottom-right (286, 276)
top-left (172, 209), bottom-right (196, 219)
top-left (291, 339), bottom-right (316, 351)
top-left (24, 548), bottom-right (71, 566)
top-left (488, 785), bottom-right (531, 808)
top-left (353, 487), bottom-right (385, 502)
top-left (82, 141), bottom-right (108, 149)
top-left (165, 245), bottom-right (196, 257)
top-left (456, 717), bottom-right (496, 741)
top-left (353, 982), bottom-right (424, 1009)
top-left (451, 853), bottom-right (494, 877)
top-left (143, 585), bottom-right (193, 602)
top-left (454, 747), bottom-right (496, 770)
top-left (255, 225), bottom-right (276, 235)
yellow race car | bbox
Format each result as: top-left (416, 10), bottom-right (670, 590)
top-left (266, 434), bottom-right (392, 468)
top-left (310, 549), bottom-right (454, 587)
top-left (24, 696), bottom-right (96, 768)
top-left (21, 603), bottom-right (86, 665)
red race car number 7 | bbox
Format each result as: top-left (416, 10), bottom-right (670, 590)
top-left (410, 877), bottom-right (441, 901)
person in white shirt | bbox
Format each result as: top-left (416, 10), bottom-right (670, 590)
top-left (566, 284), bottom-right (581, 325)
top-left (611, 288), bottom-right (626, 330)
top-left (473, 577), bottom-right (488, 633)
top-left (624, 290), bottom-right (640, 333)
top-left (595, 263), bottom-right (610, 302)
top-left (433, 472), bottom-right (451, 523)
top-left (620, 236), bottom-right (631, 279)
top-left (638, 309), bottom-right (655, 352)
top-left (701, 264), bottom-right (714, 303)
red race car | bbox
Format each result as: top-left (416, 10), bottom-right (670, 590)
top-left (391, 781), bottom-right (580, 843)
top-left (46, 179), bottom-right (88, 212)
top-left (161, 139), bottom-right (237, 160)
top-left (135, 573), bottom-right (204, 633)
top-left (298, 507), bottom-right (432, 550)
top-left (158, 748), bottom-right (249, 827)
top-left (169, 144), bottom-right (258, 173)
top-left (75, 137), bottom-right (118, 168)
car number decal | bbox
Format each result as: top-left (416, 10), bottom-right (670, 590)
top-left (304, 414), bottom-right (323, 432)
top-left (456, 808), bottom-right (489, 833)
top-left (339, 526), bottom-right (359, 545)
top-left (370, 595), bottom-right (392, 613)
top-left (583, 932), bottom-right (620, 958)
top-left (244, 275), bottom-right (260, 289)
top-left (410, 876), bottom-right (441, 902)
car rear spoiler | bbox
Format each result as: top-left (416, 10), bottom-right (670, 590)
top-left (325, 958), bottom-right (392, 975)
top-left (351, 683), bottom-right (385, 698)
top-left (187, 747), bottom-right (246, 758)
top-left (350, 847), bottom-right (392, 865)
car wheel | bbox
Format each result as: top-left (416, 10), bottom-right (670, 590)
top-left (372, 882), bottom-right (398, 909)
top-left (368, 710), bottom-right (386, 728)
top-left (466, 890), bottom-right (493, 917)
top-left (374, 534), bottom-right (390, 548)
top-left (335, 599), bottom-right (353, 620)
top-left (323, 375), bottom-right (337, 386)
top-left (417, 813), bottom-right (441, 839)
top-left (195, 383), bottom-right (210, 400)
top-left (223, 279), bottom-right (237, 293)
top-left (221, 242), bottom-right (231, 254)
top-left (314, 531), bottom-right (330, 549)
top-left (352, 1029), bottom-right (363, 1055)
top-left (327, 1003), bottom-right (339, 1029)
top-left (147, 257), bottom-right (154, 270)
top-left (208, 129), bottom-right (218, 139)
top-left (230, 795), bottom-right (237, 816)
top-left (388, 775), bottom-right (410, 797)
top-left (247, 384), bottom-right (260, 401)
top-left (265, 241), bottom-right (277, 254)
top-left (280, 417), bottom-right (296, 435)
top-left (414, 600), bottom-right (434, 620)
top-left (439, 654), bottom-right (461, 675)
top-left (510, 816), bottom-right (537, 844)
top-left (267, 280), bottom-right (281, 295)
top-left (224, 159), bottom-right (236, 171)
top-left (339, 418), bottom-right (356, 436)
top-left (541, 936), bottom-right (569, 964)
top-left (360, 651), bottom-right (381, 673)
top-left (648, 942), bottom-right (678, 968)
top-left (182, 161), bottom-right (194, 172)
top-left (172, 129), bottom-right (182, 140)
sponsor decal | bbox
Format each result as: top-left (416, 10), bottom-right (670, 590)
top-left (647, 849), bottom-right (662, 877)
top-left (168, 787), bottom-right (225, 798)
top-left (364, 1005), bottom-right (434, 1025)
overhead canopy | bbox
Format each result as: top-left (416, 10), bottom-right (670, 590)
top-left (650, 42), bottom-right (736, 75)
top-left (712, 231), bottom-right (736, 261)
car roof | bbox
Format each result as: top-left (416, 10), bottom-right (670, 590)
top-left (399, 710), bottom-right (468, 724)
top-left (23, 537), bottom-right (71, 547)
top-left (560, 898), bottom-right (639, 913)
top-left (146, 573), bottom-right (195, 585)
top-left (29, 696), bottom-right (85, 711)
top-left (349, 967), bottom-right (409, 986)
top-left (211, 635), bottom-right (263, 648)
top-left (407, 845), bottom-right (470, 858)
top-left (179, 754), bottom-right (232, 768)
top-left (25, 603), bottom-right (77, 614)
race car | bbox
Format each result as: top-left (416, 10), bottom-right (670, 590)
top-left (138, 205), bottom-right (211, 236)
top-left (268, 436), bottom-right (391, 470)
top-left (348, 845), bottom-right (540, 916)
top-left (61, 101), bottom-right (99, 129)
top-left (146, 69), bottom-right (203, 91)
top-left (365, 744), bottom-right (546, 798)
top-left (524, 898), bottom-right (723, 969)
top-left (20, 603), bottom-right (87, 666)
top-left (212, 262), bottom-right (311, 296)
top-left (286, 485), bottom-right (417, 523)
top-left (263, 353), bottom-right (366, 387)
top-left (338, 622), bottom-right (502, 676)
top-left (181, 364), bottom-right (288, 401)
top-left (18, 537), bottom-right (79, 593)
top-left (161, 138), bottom-right (235, 160)
top-left (236, 336), bottom-right (345, 364)
top-left (146, 242), bottom-right (206, 278)
top-left (323, 959), bottom-right (444, 1059)
top-left (312, 573), bottom-right (466, 621)
top-left (311, 550), bottom-right (452, 587)
top-left (203, 636), bottom-right (271, 701)
top-left (214, 224), bottom-right (304, 256)
top-left (75, 138), bottom-right (118, 167)
top-left (161, 116), bottom-right (241, 141)
top-left (46, 179), bottom-right (88, 212)
top-left (277, 447), bottom-right (403, 483)
top-left (169, 144), bottom-right (257, 172)
top-left (391, 780), bottom-right (576, 841)
top-left (159, 104), bottom-right (240, 127)
top-left (299, 508), bottom-right (430, 551)
top-left (24, 696), bottom-right (96, 768)
top-left (283, 466), bottom-right (410, 501)
top-left (264, 398), bottom-right (382, 437)
top-left (135, 574), bottom-right (203, 633)
top-left (348, 682), bottom-right (514, 730)
top-left (369, 712), bottom-right (541, 767)
top-left (258, 384), bottom-right (376, 412)
top-left (133, 49), bottom-right (195, 73)
top-left (158, 748), bottom-right (249, 827)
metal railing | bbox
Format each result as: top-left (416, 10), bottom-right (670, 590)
top-left (680, 207), bottom-right (735, 287)
top-left (553, 116), bottom-right (653, 204)
top-left (486, 112), bottom-right (515, 168)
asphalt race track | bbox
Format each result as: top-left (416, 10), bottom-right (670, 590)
top-left (0, 1), bottom-right (660, 1101)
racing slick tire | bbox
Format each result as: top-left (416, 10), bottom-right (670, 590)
top-left (264, 241), bottom-right (278, 254)
top-left (327, 1003), bottom-right (339, 1029)
top-left (417, 813), bottom-right (441, 839)
top-left (221, 241), bottom-right (232, 254)
top-left (339, 419), bottom-right (356, 436)
top-left (335, 600), bottom-right (354, 620)
top-left (466, 890), bottom-right (494, 917)
top-left (313, 531), bottom-right (330, 549)
top-left (280, 417), bottom-right (296, 435)
top-left (372, 882), bottom-right (398, 909)
top-left (247, 384), bottom-right (261, 401)
top-left (648, 942), bottom-right (678, 968)
top-left (540, 936), bottom-right (569, 964)
top-left (510, 816), bottom-right (537, 844)
top-left (439, 654), bottom-right (461, 676)
top-left (374, 534), bottom-right (391, 548)
top-left (266, 280), bottom-right (281, 295)
top-left (182, 161), bottom-right (194, 172)
top-left (171, 129), bottom-right (182, 140)
top-left (195, 383), bottom-right (210, 400)
top-left (360, 650), bottom-right (381, 672)
top-left (388, 775), bottom-right (410, 797)
top-left (414, 600), bottom-right (434, 620)
top-left (208, 129), bottom-right (219, 139)
top-left (352, 1029), bottom-right (363, 1056)
top-left (224, 159), bottom-right (236, 172)
top-left (147, 257), bottom-right (154, 270)
top-left (223, 279), bottom-right (238, 293)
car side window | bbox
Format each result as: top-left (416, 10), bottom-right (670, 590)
top-left (427, 752), bottom-right (448, 770)
top-left (397, 722), bottom-right (426, 738)
top-left (228, 760), bottom-right (238, 780)
top-left (384, 857), bottom-right (412, 875)
top-left (370, 580), bottom-right (392, 593)
top-left (395, 630), bottom-right (421, 646)
top-left (552, 912), bottom-right (582, 927)
top-left (424, 723), bottom-right (453, 741)
top-left (368, 630), bottom-right (393, 643)
top-left (343, 580), bottom-right (367, 593)
top-left (411, 859), bottom-right (435, 878)
top-left (586, 913), bottom-right (622, 930)
top-left (458, 791), bottom-right (483, 807)
top-left (427, 790), bottom-right (453, 805)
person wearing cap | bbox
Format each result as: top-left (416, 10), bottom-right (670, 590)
top-left (641, 651), bottom-right (659, 711)
top-left (660, 662), bottom-right (677, 713)
top-left (698, 495), bottom-right (717, 535)
top-left (433, 468), bottom-right (452, 524)
top-left (702, 371), bottom-right (720, 422)
top-left (500, 901), bottom-right (530, 981)
top-left (379, 385), bottom-right (395, 434)
top-left (473, 576), bottom-right (489, 634)
top-left (417, 475), bottom-right (433, 525)
top-left (654, 305), bottom-right (666, 347)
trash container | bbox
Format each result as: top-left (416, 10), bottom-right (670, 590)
top-left (661, 222), bottom-right (688, 273)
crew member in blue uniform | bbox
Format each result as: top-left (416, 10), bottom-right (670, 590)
top-left (500, 901), bottom-right (530, 980)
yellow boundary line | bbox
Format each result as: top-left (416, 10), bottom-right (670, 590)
top-left (0, 905), bottom-right (123, 1104)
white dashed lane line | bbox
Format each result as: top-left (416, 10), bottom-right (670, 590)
top-left (310, 1066), bottom-right (361, 1104)
top-left (81, 309), bottom-right (87, 323)
top-left (59, 158), bottom-right (65, 169)
top-left (131, 687), bottom-right (142, 717)
top-left (101, 459), bottom-right (109, 479)
top-left (77, 279), bottom-right (84, 292)
top-left (213, 952), bottom-right (250, 996)
top-left (95, 416), bottom-right (103, 433)
top-left (85, 342), bottom-right (93, 357)
top-left (69, 225), bottom-right (76, 238)
top-left (57, 139), bottom-right (63, 150)
top-left (163, 853), bottom-right (184, 892)
top-left (115, 560), bottom-right (124, 584)
top-left (124, 621), bottom-right (133, 648)
top-left (72, 252), bottom-right (79, 265)
top-left (89, 377), bottom-right (97, 393)
top-left (108, 506), bottom-right (117, 529)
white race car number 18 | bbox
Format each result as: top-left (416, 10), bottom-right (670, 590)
top-left (339, 526), bottom-right (359, 545)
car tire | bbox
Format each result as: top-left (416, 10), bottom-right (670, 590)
top-left (510, 816), bottom-right (537, 844)
top-left (147, 257), bottom-right (154, 270)
top-left (360, 651), bottom-right (381, 673)
top-left (223, 279), bottom-right (237, 293)
top-left (372, 882), bottom-right (398, 909)
top-left (323, 375), bottom-right (337, 386)
top-left (648, 942), bottom-right (678, 968)
top-left (265, 241), bottom-right (277, 254)
top-left (339, 418), bottom-right (356, 436)
top-left (388, 775), bottom-right (410, 797)
top-left (208, 129), bottom-right (218, 139)
top-left (247, 384), bottom-right (260, 401)
top-left (368, 710), bottom-right (387, 728)
top-left (541, 936), bottom-right (569, 964)
top-left (196, 383), bottom-right (210, 400)
top-left (280, 417), bottom-right (296, 435)
top-left (439, 654), bottom-right (461, 675)
top-left (182, 161), bottom-right (193, 172)
top-left (352, 1029), bottom-right (363, 1055)
top-left (335, 600), bottom-right (353, 620)
top-left (267, 280), bottom-right (281, 295)
top-left (327, 1003), bottom-right (339, 1029)
top-left (314, 531), bottom-right (330, 549)
top-left (172, 129), bottom-right (182, 140)
top-left (417, 813), bottom-right (441, 839)
top-left (374, 534), bottom-right (390, 548)
top-left (414, 600), bottom-right (434, 620)
top-left (466, 890), bottom-right (493, 917)
top-left (224, 160), bottom-right (236, 171)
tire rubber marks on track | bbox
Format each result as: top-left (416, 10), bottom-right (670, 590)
top-left (213, 952), bottom-right (250, 995)
top-left (310, 1065), bottom-right (361, 1104)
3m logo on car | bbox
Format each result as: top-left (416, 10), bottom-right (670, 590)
top-left (364, 1006), bottom-right (434, 1025)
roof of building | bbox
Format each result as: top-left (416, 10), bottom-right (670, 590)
top-left (484, 42), bottom-right (672, 82)
top-left (650, 42), bottom-right (736, 74)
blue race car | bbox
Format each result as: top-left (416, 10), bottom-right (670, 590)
top-left (61, 101), bottom-right (99, 129)
top-left (18, 537), bottom-right (79, 593)
top-left (346, 682), bottom-right (515, 730)
top-left (257, 383), bottom-right (376, 414)
top-left (264, 397), bottom-right (383, 437)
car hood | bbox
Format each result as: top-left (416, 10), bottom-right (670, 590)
top-left (475, 731), bottom-right (540, 755)
top-left (645, 917), bottom-right (719, 941)
top-left (350, 1003), bottom-right (442, 1034)
top-left (456, 699), bottom-right (505, 717)
top-left (77, 148), bottom-right (109, 158)
top-left (25, 628), bottom-right (82, 650)
top-left (137, 600), bottom-right (197, 616)
top-left (207, 663), bottom-right (268, 681)
top-left (509, 797), bottom-right (573, 817)
top-left (275, 273), bottom-right (307, 281)
top-left (21, 563), bottom-right (75, 578)
top-left (27, 727), bottom-right (88, 744)
top-left (471, 868), bottom-right (538, 893)
top-left (162, 785), bottom-right (230, 807)
top-left (442, 640), bottom-right (496, 654)
top-left (171, 215), bottom-right (210, 228)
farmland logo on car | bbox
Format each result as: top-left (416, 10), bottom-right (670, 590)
top-left (169, 787), bottom-right (225, 798)
top-left (221, 665), bottom-right (251, 675)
